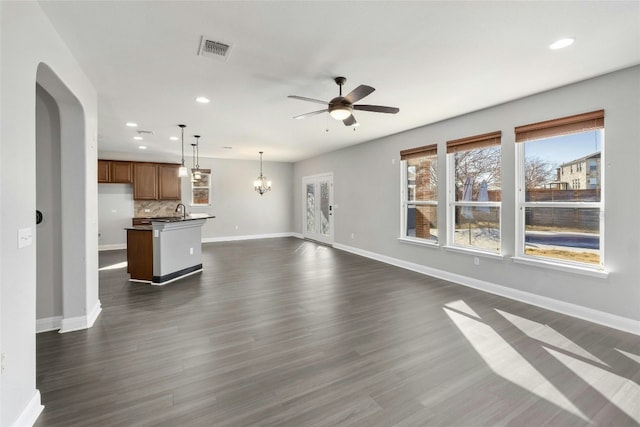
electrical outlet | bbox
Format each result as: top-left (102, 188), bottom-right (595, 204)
top-left (474, 257), bottom-right (480, 266)
top-left (351, 233), bottom-right (355, 239)
top-left (144, 209), bottom-right (150, 213)
top-left (1, 353), bottom-right (5, 374)
top-left (189, 247), bottom-right (194, 255)
top-left (235, 225), bottom-right (239, 230)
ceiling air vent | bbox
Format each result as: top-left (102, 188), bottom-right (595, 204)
top-left (198, 37), bottom-right (232, 61)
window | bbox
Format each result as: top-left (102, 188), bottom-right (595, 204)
top-left (400, 144), bottom-right (438, 244)
top-left (191, 169), bottom-right (211, 206)
top-left (515, 109), bottom-right (604, 269)
top-left (446, 131), bottom-right (502, 253)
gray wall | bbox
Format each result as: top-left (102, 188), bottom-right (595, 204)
top-left (97, 152), bottom-right (294, 245)
top-left (36, 84), bottom-right (63, 321)
top-left (294, 66), bottom-right (640, 325)
top-left (98, 184), bottom-right (134, 248)
top-left (1, 2), bottom-right (100, 425)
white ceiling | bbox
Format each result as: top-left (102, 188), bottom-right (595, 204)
top-left (39, 1), bottom-right (640, 163)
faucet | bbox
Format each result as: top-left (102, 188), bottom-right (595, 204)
top-left (175, 203), bottom-right (186, 219)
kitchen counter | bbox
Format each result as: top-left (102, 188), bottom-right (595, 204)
top-left (126, 215), bottom-right (214, 284)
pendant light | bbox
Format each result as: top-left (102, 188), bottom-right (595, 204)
top-left (190, 142), bottom-right (198, 183)
top-left (254, 151), bottom-right (272, 195)
top-left (177, 124), bottom-right (188, 177)
top-left (192, 135), bottom-right (202, 181)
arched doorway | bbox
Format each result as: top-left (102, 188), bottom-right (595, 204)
top-left (35, 63), bottom-right (101, 333)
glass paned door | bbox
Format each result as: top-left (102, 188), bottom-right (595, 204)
top-left (302, 174), bottom-right (333, 244)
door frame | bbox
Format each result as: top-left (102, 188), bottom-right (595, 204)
top-left (302, 173), bottom-right (334, 245)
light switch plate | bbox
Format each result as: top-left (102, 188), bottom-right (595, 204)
top-left (18, 228), bottom-right (32, 248)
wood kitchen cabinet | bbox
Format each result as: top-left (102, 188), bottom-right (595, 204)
top-left (133, 162), bottom-right (182, 200)
top-left (133, 162), bottom-right (158, 200)
top-left (97, 160), bottom-right (111, 183)
top-left (98, 160), bottom-right (133, 183)
top-left (158, 164), bottom-right (182, 200)
top-left (111, 161), bottom-right (133, 183)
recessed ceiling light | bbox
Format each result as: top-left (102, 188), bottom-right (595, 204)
top-left (170, 136), bottom-right (179, 141)
top-left (223, 146), bottom-right (233, 149)
top-left (133, 136), bottom-right (143, 140)
top-left (549, 37), bottom-right (575, 50)
top-left (126, 122), bottom-right (138, 127)
top-left (195, 96), bottom-right (210, 104)
top-left (138, 145), bottom-right (147, 150)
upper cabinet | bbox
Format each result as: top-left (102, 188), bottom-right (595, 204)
top-left (100, 159), bottom-right (182, 200)
top-left (158, 164), bottom-right (182, 200)
top-left (111, 161), bottom-right (133, 183)
top-left (133, 163), bottom-right (159, 200)
top-left (98, 160), bottom-right (133, 183)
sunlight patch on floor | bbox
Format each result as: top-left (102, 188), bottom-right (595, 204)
top-left (615, 348), bottom-right (640, 364)
top-left (444, 300), bottom-right (481, 319)
top-left (444, 307), bottom-right (589, 422)
top-left (546, 347), bottom-right (640, 422)
top-left (99, 261), bottom-right (128, 271)
top-left (496, 309), bottom-right (608, 366)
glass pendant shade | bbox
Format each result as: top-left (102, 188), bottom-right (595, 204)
top-left (178, 165), bottom-right (188, 177)
top-left (329, 107), bottom-right (351, 120)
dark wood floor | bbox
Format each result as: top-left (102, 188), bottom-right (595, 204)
top-left (35, 238), bottom-right (639, 426)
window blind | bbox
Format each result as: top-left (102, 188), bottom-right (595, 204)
top-left (446, 131), bottom-right (501, 154)
top-left (400, 143), bottom-right (437, 160)
top-left (514, 110), bottom-right (604, 143)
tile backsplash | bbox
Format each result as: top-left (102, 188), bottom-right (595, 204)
top-left (134, 200), bottom-right (183, 218)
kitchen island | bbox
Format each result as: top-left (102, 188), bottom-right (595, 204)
top-left (126, 214), bottom-right (214, 285)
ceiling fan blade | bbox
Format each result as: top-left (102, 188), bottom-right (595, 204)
top-left (344, 85), bottom-right (375, 104)
top-left (353, 104), bottom-right (400, 114)
top-left (342, 114), bottom-right (357, 126)
top-left (288, 95), bottom-right (328, 105)
top-left (293, 109), bottom-right (328, 119)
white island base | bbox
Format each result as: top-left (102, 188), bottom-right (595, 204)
top-left (151, 218), bottom-right (206, 285)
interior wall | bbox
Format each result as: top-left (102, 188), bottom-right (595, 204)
top-left (293, 66), bottom-right (640, 327)
top-left (0, 2), bottom-right (99, 425)
top-left (35, 84), bottom-right (63, 321)
top-left (97, 152), bottom-right (294, 246)
top-left (98, 184), bottom-right (134, 248)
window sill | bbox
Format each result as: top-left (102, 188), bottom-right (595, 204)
top-left (511, 256), bottom-right (609, 279)
top-left (443, 245), bottom-right (504, 260)
top-left (397, 237), bottom-right (439, 248)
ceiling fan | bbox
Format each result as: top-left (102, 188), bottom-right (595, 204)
top-left (288, 77), bottom-right (399, 126)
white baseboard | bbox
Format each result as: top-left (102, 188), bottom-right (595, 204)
top-left (12, 389), bottom-right (43, 427)
top-left (36, 315), bottom-right (63, 333)
top-left (333, 243), bottom-right (640, 336)
top-left (99, 243), bottom-right (126, 251)
top-left (86, 300), bottom-right (102, 328)
top-left (202, 232), bottom-right (296, 243)
top-left (59, 300), bottom-right (102, 333)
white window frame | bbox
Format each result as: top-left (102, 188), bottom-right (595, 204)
top-left (446, 152), bottom-right (502, 257)
top-left (514, 130), bottom-right (606, 275)
top-left (399, 159), bottom-right (438, 247)
top-left (190, 169), bottom-right (211, 206)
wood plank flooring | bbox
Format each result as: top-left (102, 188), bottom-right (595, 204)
top-left (35, 238), bottom-right (640, 426)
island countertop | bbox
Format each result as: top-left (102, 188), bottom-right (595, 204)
top-left (127, 214), bottom-right (215, 230)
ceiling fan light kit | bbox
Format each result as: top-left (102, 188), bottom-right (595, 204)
top-left (289, 76), bottom-right (399, 127)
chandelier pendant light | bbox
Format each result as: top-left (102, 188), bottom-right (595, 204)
top-left (254, 151), bottom-right (272, 195)
top-left (178, 124), bottom-right (188, 177)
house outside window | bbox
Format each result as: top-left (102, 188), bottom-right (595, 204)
top-left (515, 109), bottom-right (604, 269)
top-left (446, 131), bottom-right (502, 253)
top-left (400, 144), bottom-right (438, 244)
